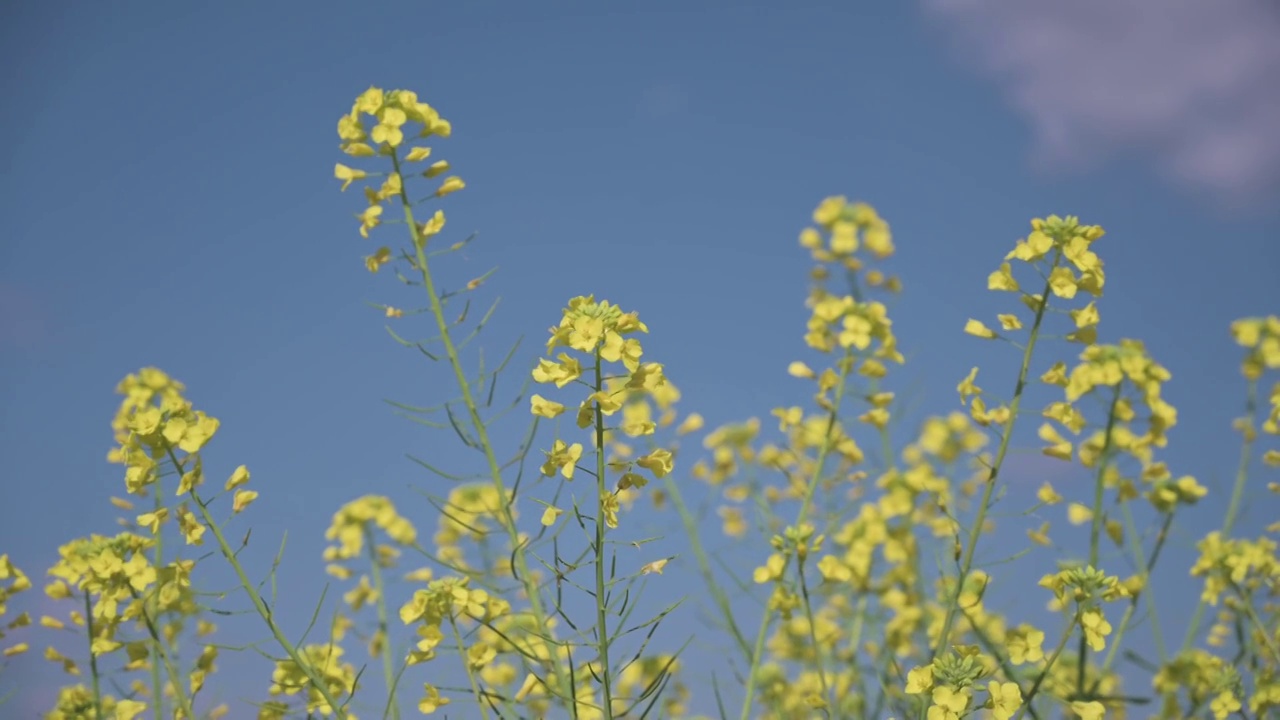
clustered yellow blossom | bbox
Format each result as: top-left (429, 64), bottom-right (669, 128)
top-left (37, 530), bottom-right (207, 719)
top-left (431, 483), bottom-right (513, 570)
top-left (335, 86), bottom-right (462, 275)
top-left (1032, 337), bottom-right (1210, 516)
top-left (322, 495), bottom-right (421, 659)
top-left (967, 215), bottom-right (1105, 344)
top-left (398, 575), bottom-right (512, 712)
top-left (1231, 316), bottom-right (1280, 470)
top-left (1231, 316), bottom-right (1280, 380)
top-left (531, 295), bottom-right (676, 529)
top-left (1191, 531), bottom-right (1279, 606)
top-left (45, 685), bottom-right (147, 720)
top-left (107, 368), bottom-right (261, 534)
top-left (1153, 650), bottom-right (1246, 719)
top-left (904, 648), bottom-right (1021, 720)
top-left (324, 495), bottom-right (418, 569)
top-left (260, 640), bottom-right (360, 719)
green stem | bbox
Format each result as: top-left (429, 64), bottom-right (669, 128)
top-left (737, 349), bottom-right (854, 720)
top-left (591, 350), bottom-right (616, 720)
top-left (1087, 386), bottom-right (1123, 569)
top-left (961, 605), bottom-right (1042, 720)
top-left (1181, 378), bottom-right (1258, 652)
top-left (796, 560), bottom-right (834, 713)
top-left (846, 594), bottom-right (872, 720)
top-left (364, 525), bottom-right (401, 720)
top-left (1079, 384), bottom-right (1121, 695)
top-left (931, 249), bottom-right (1062, 663)
top-left (449, 616), bottom-right (493, 720)
top-left (1230, 581), bottom-right (1280, 663)
top-left (393, 152), bottom-right (573, 706)
top-left (661, 476), bottom-right (752, 659)
top-left (179, 461), bottom-right (349, 718)
top-left (131, 588), bottom-right (197, 719)
top-left (84, 592), bottom-right (104, 720)
top-left (149, 483), bottom-right (165, 720)
top-left (1012, 608), bottom-right (1082, 720)
top-left (1098, 508), bottom-right (1173, 682)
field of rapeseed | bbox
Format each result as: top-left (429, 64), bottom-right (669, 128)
top-left (1, 85), bottom-right (1277, 720)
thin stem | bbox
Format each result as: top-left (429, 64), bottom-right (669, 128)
top-left (393, 152), bottom-right (573, 706)
top-left (961, 605), bottom-right (1043, 720)
top-left (84, 592), bottom-right (104, 720)
top-left (130, 588), bottom-right (197, 719)
top-left (364, 525), bottom-right (401, 720)
top-left (1098, 508), bottom-right (1174, 681)
top-left (449, 616), bottom-right (494, 720)
top-left (1181, 378), bottom-right (1258, 652)
top-left (1230, 581), bottom-right (1280, 663)
top-left (738, 349), bottom-right (854, 720)
top-left (1080, 384), bottom-right (1122, 695)
top-left (661, 476), bottom-right (751, 659)
top-left (846, 593), bottom-right (873, 720)
top-left (149, 482), bottom-right (165, 720)
top-left (1087, 386), bottom-right (1122, 569)
top-left (796, 560), bottom-right (834, 713)
top-left (177, 454), bottom-right (349, 718)
top-left (931, 249), bottom-right (1062, 663)
top-left (591, 350), bottom-right (616, 720)
top-left (1013, 608), bottom-right (1082, 720)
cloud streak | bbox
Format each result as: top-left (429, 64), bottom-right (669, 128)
top-left (922, 0), bottom-right (1280, 209)
top-left (0, 281), bottom-right (50, 351)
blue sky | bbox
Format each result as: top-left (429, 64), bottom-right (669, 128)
top-left (2, 1), bottom-right (1278, 717)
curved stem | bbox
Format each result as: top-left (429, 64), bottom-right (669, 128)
top-left (176, 452), bottom-right (349, 718)
top-left (1013, 608), bottom-right (1082, 720)
top-left (737, 348), bottom-right (854, 720)
top-left (393, 152), bottom-right (574, 706)
top-left (931, 249), bottom-right (1062, 663)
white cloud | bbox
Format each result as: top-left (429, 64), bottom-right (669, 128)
top-left (922, 0), bottom-right (1280, 209)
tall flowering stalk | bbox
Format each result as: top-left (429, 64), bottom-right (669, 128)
top-left (335, 86), bottom-right (578, 713)
top-left (529, 295), bottom-right (679, 718)
top-left (106, 369), bottom-right (356, 719)
top-left (335, 87), bottom-right (688, 717)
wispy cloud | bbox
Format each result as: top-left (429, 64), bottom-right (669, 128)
top-left (921, 0), bottom-right (1280, 210)
top-left (0, 280), bottom-right (50, 351)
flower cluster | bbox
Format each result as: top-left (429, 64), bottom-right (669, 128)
top-left (531, 295), bottom-right (676, 528)
top-left (334, 86), bottom-right (464, 273)
top-left (431, 483), bottom-right (514, 570)
top-left (398, 575), bottom-right (515, 712)
top-left (261, 641), bottom-right (360, 718)
top-left (1152, 650), bottom-right (1245, 720)
top-left (905, 648), bottom-right (1021, 720)
top-left (966, 214), bottom-right (1105, 344)
top-left (108, 368), bottom-right (260, 534)
top-left (325, 495), bottom-right (418, 569)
